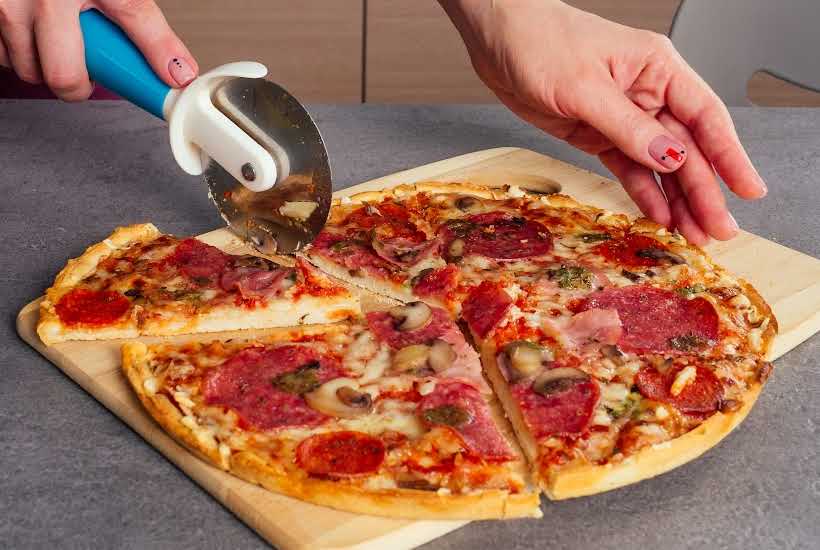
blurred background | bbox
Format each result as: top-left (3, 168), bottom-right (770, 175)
top-left (154, 0), bottom-right (820, 106)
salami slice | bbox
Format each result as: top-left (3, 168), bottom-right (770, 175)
top-left (635, 364), bottom-right (723, 417)
top-left (203, 345), bottom-right (343, 430)
top-left (55, 288), bottom-right (131, 326)
top-left (366, 307), bottom-right (452, 349)
top-left (440, 211), bottom-right (553, 260)
top-left (419, 380), bottom-right (514, 459)
top-left (411, 264), bottom-right (459, 299)
top-left (169, 238), bottom-right (231, 279)
top-left (461, 281), bottom-right (513, 338)
top-left (296, 431), bottom-right (385, 477)
top-left (576, 285), bottom-right (719, 353)
top-left (511, 375), bottom-right (599, 439)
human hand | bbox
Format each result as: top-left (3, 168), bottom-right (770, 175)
top-left (0, 0), bottom-right (197, 101)
top-left (440, 0), bottom-right (768, 244)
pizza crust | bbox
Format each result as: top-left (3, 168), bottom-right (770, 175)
top-left (37, 224), bottom-right (361, 346)
top-left (121, 339), bottom-right (542, 520)
top-left (544, 384), bottom-right (763, 499)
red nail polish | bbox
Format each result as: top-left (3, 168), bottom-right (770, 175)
top-left (664, 148), bottom-right (684, 162)
top-left (649, 136), bottom-right (687, 169)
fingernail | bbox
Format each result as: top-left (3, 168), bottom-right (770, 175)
top-left (728, 212), bottom-right (739, 230)
top-left (649, 136), bottom-right (687, 169)
top-left (168, 57), bottom-right (196, 86)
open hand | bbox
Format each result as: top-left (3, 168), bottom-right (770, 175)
top-left (441, 0), bottom-right (768, 244)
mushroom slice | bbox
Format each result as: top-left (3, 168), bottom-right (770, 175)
top-left (304, 378), bottom-right (373, 418)
top-left (502, 340), bottom-right (552, 380)
top-left (392, 344), bottom-right (431, 374)
top-left (532, 367), bottom-right (589, 397)
top-left (428, 339), bottom-right (456, 373)
top-left (454, 195), bottom-right (479, 211)
top-left (447, 238), bottom-right (465, 260)
top-left (389, 301), bottom-right (433, 331)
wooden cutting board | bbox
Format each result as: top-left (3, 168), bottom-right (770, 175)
top-left (17, 148), bottom-right (820, 550)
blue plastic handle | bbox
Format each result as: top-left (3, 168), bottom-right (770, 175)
top-left (79, 10), bottom-right (171, 119)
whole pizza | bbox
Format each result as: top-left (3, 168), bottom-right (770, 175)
top-left (38, 181), bottom-right (777, 518)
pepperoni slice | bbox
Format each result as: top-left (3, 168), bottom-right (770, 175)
top-left (203, 345), bottom-right (343, 430)
top-left (169, 238), bottom-right (231, 279)
top-left (55, 288), bottom-right (131, 326)
top-left (576, 285), bottom-right (719, 353)
top-left (635, 364), bottom-right (723, 416)
top-left (412, 264), bottom-right (459, 299)
top-left (419, 380), bottom-right (513, 459)
top-left (366, 307), bottom-right (452, 349)
top-left (461, 281), bottom-right (513, 338)
top-left (594, 234), bottom-right (668, 267)
top-left (440, 211), bottom-right (553, 260)
top-left (511, 375), bottom-right (599, 439)
top-left (296, 431), bottom-right (385, 477)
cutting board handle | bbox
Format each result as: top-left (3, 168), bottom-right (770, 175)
top-left (79, 9), bottom-right (171, 120)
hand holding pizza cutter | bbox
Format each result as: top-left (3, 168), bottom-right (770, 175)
top-left (79, 9), bottom-right (332, 254)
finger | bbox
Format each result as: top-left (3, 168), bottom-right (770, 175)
top-left (658, 111), bottom-right (738, 240)
top-left (666, 62), bottom-right (767, 199)
top-left (0, 15), bottom-right (42, 84)
top-left (599, 149), bottom-right (671, 227)
top-left (568, 82), bottom-right (688, 173)
top-left (33, 2), bottom-right (93, 102)
top-left (99, 0), bottom-right (198, 87)
top-left (660, 173), bottom-right (710, 246)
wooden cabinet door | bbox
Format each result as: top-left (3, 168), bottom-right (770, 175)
top-left (158, 0), bottom-right (364, 102)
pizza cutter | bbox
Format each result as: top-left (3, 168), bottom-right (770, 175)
top-left (78, 9), bottom-right (331, 254)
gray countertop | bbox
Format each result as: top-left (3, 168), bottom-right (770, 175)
top-left (0, 101), bottom-right (817, 549)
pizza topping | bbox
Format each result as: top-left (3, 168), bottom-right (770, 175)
top-left (366, 306), bottom-right (452, 349)
top-left (419, 380), bottom-right (514, 459)
top-left (392, 344), bottom-right (433, 374)
top-left (635, 363), bottom-right (723, 417)
top-left (271, 361), bottom-right (321, 394)
top-left (422, 405), bottom-right (471, 427)
top-left (372, 236), bottom-right (437, 267)
top-left (576, 285), bottom-right (718, 353)
top-left (447, 238), bottom-right (466, 261)
top-left (440, 211), bottom-right (553, 260)
top-left (594, 234), bottom-right (674, 267)
top-left (55, 288), bottom-right (131, 326)
top-left (547, 264), bottom-right (594, 289)
top-left (304, 378), bottom-right (373, 418)
top-left (512, 369), bottom-right (600, 438)
top-left (203, 345), bottom-right (341, 430)
top-left (562, 309), bottom-right (623, 348)
top-left (461, 281), bottom-right (513, 338)
top-left (389, 301), bottom-right (433, 332)
top-left (579, 233), bottom-right (611, 243)
top-left (677, 283), bottom-right (706, 299)
top-left (532, 367), bottom-right (590, 397)
top-left (220, 266), bottom-right (296, 298)
top-left (428, 339), bottom-right (457, 372)
top-left (454, 195), bottom-right (480, 211)
top-left (412, 264), bottom-right (459, 299)
top-left (501, 341), bottom-right (552, 380)
top-left (296, 431), bottom-right (385, 477)
top-left (169, 238), bottom-right (231, 279)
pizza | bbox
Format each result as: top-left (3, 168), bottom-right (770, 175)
top-left (302, 182), bottom-right (777, 499)
top-left (121, 303), bottom-right (540, 519)
top-left (38, 181), bottom-right (778, 519)
top-left (37, 224), bottom-right (358, 345)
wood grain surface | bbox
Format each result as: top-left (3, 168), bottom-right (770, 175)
top-left (17, 148), bottom-right (820, 549)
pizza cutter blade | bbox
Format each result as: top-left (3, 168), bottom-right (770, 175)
top-left (78, 9), bottom-right (331, 255)
top-left (203, 78), bottom-right (332, 255)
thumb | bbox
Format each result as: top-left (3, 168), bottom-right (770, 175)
top-left (97, 0), bottom-right (198, 87)
top-left (571, 83), bottom-right (688, 173)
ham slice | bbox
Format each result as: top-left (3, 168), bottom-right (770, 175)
top-left (546, 308), bottom-right (622, 351)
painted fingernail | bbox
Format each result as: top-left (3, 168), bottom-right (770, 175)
top-left (168, 57), bottom-right (196, 86)
top-left (728, 212), bottom-right (739, 230)
top-left (649, 136), bottom-right (687, 169)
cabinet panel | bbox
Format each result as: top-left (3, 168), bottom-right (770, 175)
top-left (158, 0), bottom-right (363, 102)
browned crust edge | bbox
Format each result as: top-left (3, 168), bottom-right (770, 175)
top-left (121, 340), bottom-right (542, 520)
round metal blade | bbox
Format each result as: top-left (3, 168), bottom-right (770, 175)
top-left (205, 77), bottom-right (331, 254)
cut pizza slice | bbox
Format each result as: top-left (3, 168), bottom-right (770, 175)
top-left (37, 224), bottom-right (359, 345)
top-left (122, 302), bottom-right (541, 519)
